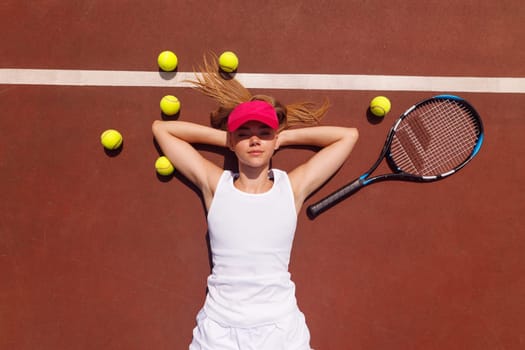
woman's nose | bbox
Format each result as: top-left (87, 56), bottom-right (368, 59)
top-left (249, 135), bottom-right (261, 145)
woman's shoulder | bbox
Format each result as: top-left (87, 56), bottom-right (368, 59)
top-left (271, 168), bottom-right (288, 176)
top-left (217, 169), bottom-right (235, 182)
top-left (271, 169), bottom-right (292, 187)
top-left (270, 168), bottom-right (288, 181)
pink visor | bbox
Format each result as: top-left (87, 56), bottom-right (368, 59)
top-left (227, 100), bottom-right (279, 132)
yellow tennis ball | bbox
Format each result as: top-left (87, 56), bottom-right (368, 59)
top-left (157, 51), bottom-right (178, 71)
top-left (160, 95), bottom-right (181, 116)
top-left (218, 51), bottom-right (239, 73)
top-left (100, 129), bottom-right (123, 150)
top-left (155, 156), bottom-right (174, 176)
top-left (370, 96), bottom-right (392, 117)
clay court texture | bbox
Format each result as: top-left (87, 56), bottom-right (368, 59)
top-left (1, 1), bottom-right (524, 349)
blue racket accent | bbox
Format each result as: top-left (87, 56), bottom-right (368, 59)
top-left (434, 94), bottom-right (462, 100)
top-left (472, 133), bottom-right (484, 157)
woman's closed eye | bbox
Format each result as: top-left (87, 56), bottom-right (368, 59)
top-left (234, 128), bottom-right (275, 140)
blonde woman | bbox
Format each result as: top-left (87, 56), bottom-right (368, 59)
top-left (152, 55), bottom-right (359, 350)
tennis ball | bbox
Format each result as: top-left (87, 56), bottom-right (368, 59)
top-left (218, 51), bottom-right (239, 73)
top-left (157, 51), bottom-right (178, 71)
top-left (155, 156), bottom-right (174, 176)
top-left (370, 96), bottom-right (391, 117)
top-left (160, 95), bottom-right (181, 116)
top-left (100, 129), bottom-right (123, 150)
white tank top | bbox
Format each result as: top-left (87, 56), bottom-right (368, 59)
top-left (204, 169), bottom-right (299, 327)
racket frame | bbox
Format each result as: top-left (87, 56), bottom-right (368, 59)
top-left (307, 95), bottom-right (484, 219)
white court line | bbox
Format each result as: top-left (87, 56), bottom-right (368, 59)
top-left (1, 68), bottom-right (524, 93)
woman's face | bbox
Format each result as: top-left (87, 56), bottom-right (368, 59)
top-left (229, 121), bottom-right (279, 169)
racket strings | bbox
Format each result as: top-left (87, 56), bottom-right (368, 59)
top-left (424, 103), bottom-right (479, 173)
top-left (418, 103), bottom-right (474, 172)
top-left (391, 100), bottom-right (480, 176)
top-left (412, 102), bottom-right (478, 174)
top-left (411, 103), bottom-right (478, 174)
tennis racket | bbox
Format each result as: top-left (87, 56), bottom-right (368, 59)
top-left (307, 94), bottom-right (484, 219)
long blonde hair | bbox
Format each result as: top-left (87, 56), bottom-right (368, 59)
top-left (189, 53), bottom-right (329, 131)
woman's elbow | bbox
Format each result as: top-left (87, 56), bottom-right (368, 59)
top-left (347, 127), bottom-right (359, 144)
top-left (152, 120), bottom-right (164, 136)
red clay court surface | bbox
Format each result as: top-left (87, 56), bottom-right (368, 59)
top-left (1, 1), bottom-right (524, 349)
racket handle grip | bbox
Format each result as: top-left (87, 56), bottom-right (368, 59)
top-left (307, 178), bottom-right (363, 219)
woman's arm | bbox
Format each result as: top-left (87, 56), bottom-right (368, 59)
top-left (279, 126), bottom-right (359, 210)
top-left (151, 120), bottom-right (226, 208)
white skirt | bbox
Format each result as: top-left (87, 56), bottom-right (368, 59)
top-left (189, 308), bottom-right (312, 350)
